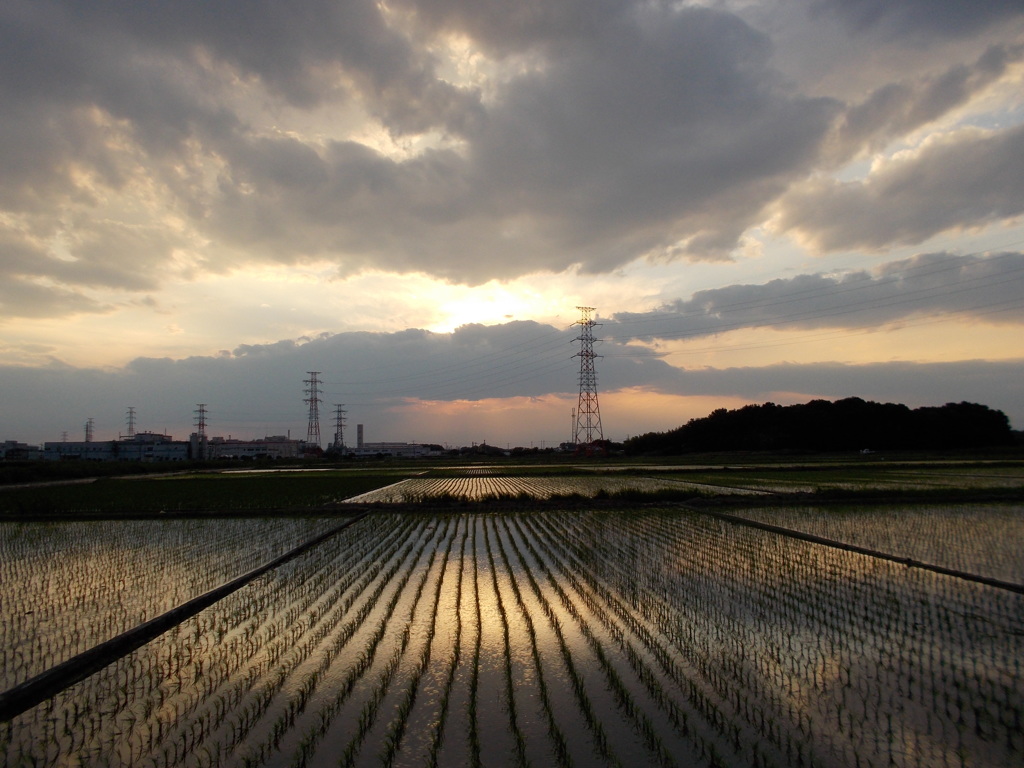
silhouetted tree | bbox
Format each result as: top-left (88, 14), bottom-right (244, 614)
top-left (624, 398), bottom-right (1013, 455)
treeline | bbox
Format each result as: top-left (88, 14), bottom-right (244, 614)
top-left (624, 398), bottom-right (1015, 455)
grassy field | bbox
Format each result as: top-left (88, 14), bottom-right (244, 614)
top-left (0, 470), bottom-right (406, 517)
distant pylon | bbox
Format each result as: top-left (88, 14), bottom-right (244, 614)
top-left (194, 404), bottom-right (208, 438)
top-left (332, 403), bottom-right (347, 450)
top-left (573, 307), bottom-right (604, 445)
top-left (305, 372), bottom-right (322, 448)
top-left (126, 407), bottom-right (137, 439)
top-left (194, 404), bottom-right (208, 461)
top-left (84, 418), bottom-right (94, 443)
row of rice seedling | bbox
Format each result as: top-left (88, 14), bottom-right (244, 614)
top-left (494, 514), bottom-right (678, 766)
top-left (4, 506), bottom-right (1020, 766)
top-left (404, 516), bottom-right (470, 767)
top-left (880, 470), bottom-right (1024, 489)
top-left (543, 508), bottom-right (1023, 767)
top-left (732, 503), bottom-right (1024, 584)
top-left (483, 514), bottom-right (573, 766)
top-left (264, 515), bottom-right (456, 767)
top-left (344, 474), bottom-right (764, 503)
top-left (0, 517), bottom-right (345, 689)
top-left (539, 511), bottom-right (787, 764)
top-left (357, 516), bottom-right (460, 767)
top-left (8, 512), bottom-right (705, 765)
top-left (641, 464), bottom-right (1024, 495)
top-left (0, 512), bottom-right (411, 766)
top-left (184, 512), bottom-right (427, 767)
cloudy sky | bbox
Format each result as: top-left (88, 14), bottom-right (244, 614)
top-left (2, 0), bottom-right (1024, 448)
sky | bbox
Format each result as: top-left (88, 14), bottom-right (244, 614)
top-left (2, 0), bottom-right (1024, 449)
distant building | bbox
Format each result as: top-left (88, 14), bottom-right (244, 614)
top-left (42, 432), bottom-right (307, 462)
top-left (350, 424), bottom-right (442, 457)
top-left (1, 440), bottom-right (43, 461)
top-left (44, 432), bottom-right (190, 462)
top-left (206, 435), bottom-right (304, 460)
top-left (354, 442), bottom-right (443, 458)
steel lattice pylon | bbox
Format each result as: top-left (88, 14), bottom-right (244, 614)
top-left (573, 306), bottom-right (603, 445)
top-left (304, 372), bottom-right (322, 448)
top-left (193, 404), bottom-right (208, 461)
top-left (333, 403), bottom-right (347, 450)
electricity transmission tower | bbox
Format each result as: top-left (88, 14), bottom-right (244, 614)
top-left (193, 404), bottom-right (208, 460)
top-left (194, 404), bottom-right (208, 438)
top-left (333, 404), bottom-right (347, 450)
top-left (573, 306), bottom-right (604, 445)
top-left (304, 372), bottom-right (322, 448)
top-left (84, 418), bottom-right (94, 443)
top-left (125, 407), bottom-right (137, 439)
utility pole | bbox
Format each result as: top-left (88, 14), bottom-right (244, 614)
top-left (304, 372), bottom-right (322, 449)
top-left (573, 306), bottom-right (604, 446)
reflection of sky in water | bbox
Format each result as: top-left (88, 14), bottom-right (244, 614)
top-left (3, 508), bottom-right (1021, 768)
top-left (737, 503), bottom-right (1024, 583)
top-left (577, 508), bottom-right (1024, 768)
top-left (0, 517), bottom-right (340, 687)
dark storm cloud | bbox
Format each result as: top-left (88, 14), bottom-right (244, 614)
top-left (44, 0), bottom-right (478, 132)
top-left (0, 1), bottom-right (839, 290)
top-left (99, 319), bottom-right (683, 424)
top-left (0, 3), bottom-right (239, 207)
top-left (0, 217), bottom-right (182, 318)
top-left (779, 126), bottom-right (1024, 252)
top-left (826, 44), bottom-right (1022, 163)
top-left (0, 229), bottom-right (111, 317)
top-left (1, 0), bottom-right (1023, 313)
top-left (200, 3), bottom-right (837, 277)
top-left (392, 0), bottom-right (631, 54)
top-left (467, 5), bottom-right (836, 265)
top-left (607, 252), bottom-right (1024, 341)
top-left (810, 0), bottom-right (1022, 40)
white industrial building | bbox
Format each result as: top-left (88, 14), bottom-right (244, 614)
top-left (41, 432), bottom-right (306, 462)
top-left (350, 423), bottom-right (444, 458)
top-left (206, 435), bottom-right (304, 460)
top-left (44, 432), bottom-right (190, 462)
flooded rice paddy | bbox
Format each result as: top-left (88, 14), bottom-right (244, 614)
top-left (2, 501), bottom-right (1022, 767)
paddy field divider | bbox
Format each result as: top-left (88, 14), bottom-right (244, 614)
top-left (685, 505), bottom-right (1024, 595)
top-left (0, 510), bottom-right (372, 722)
